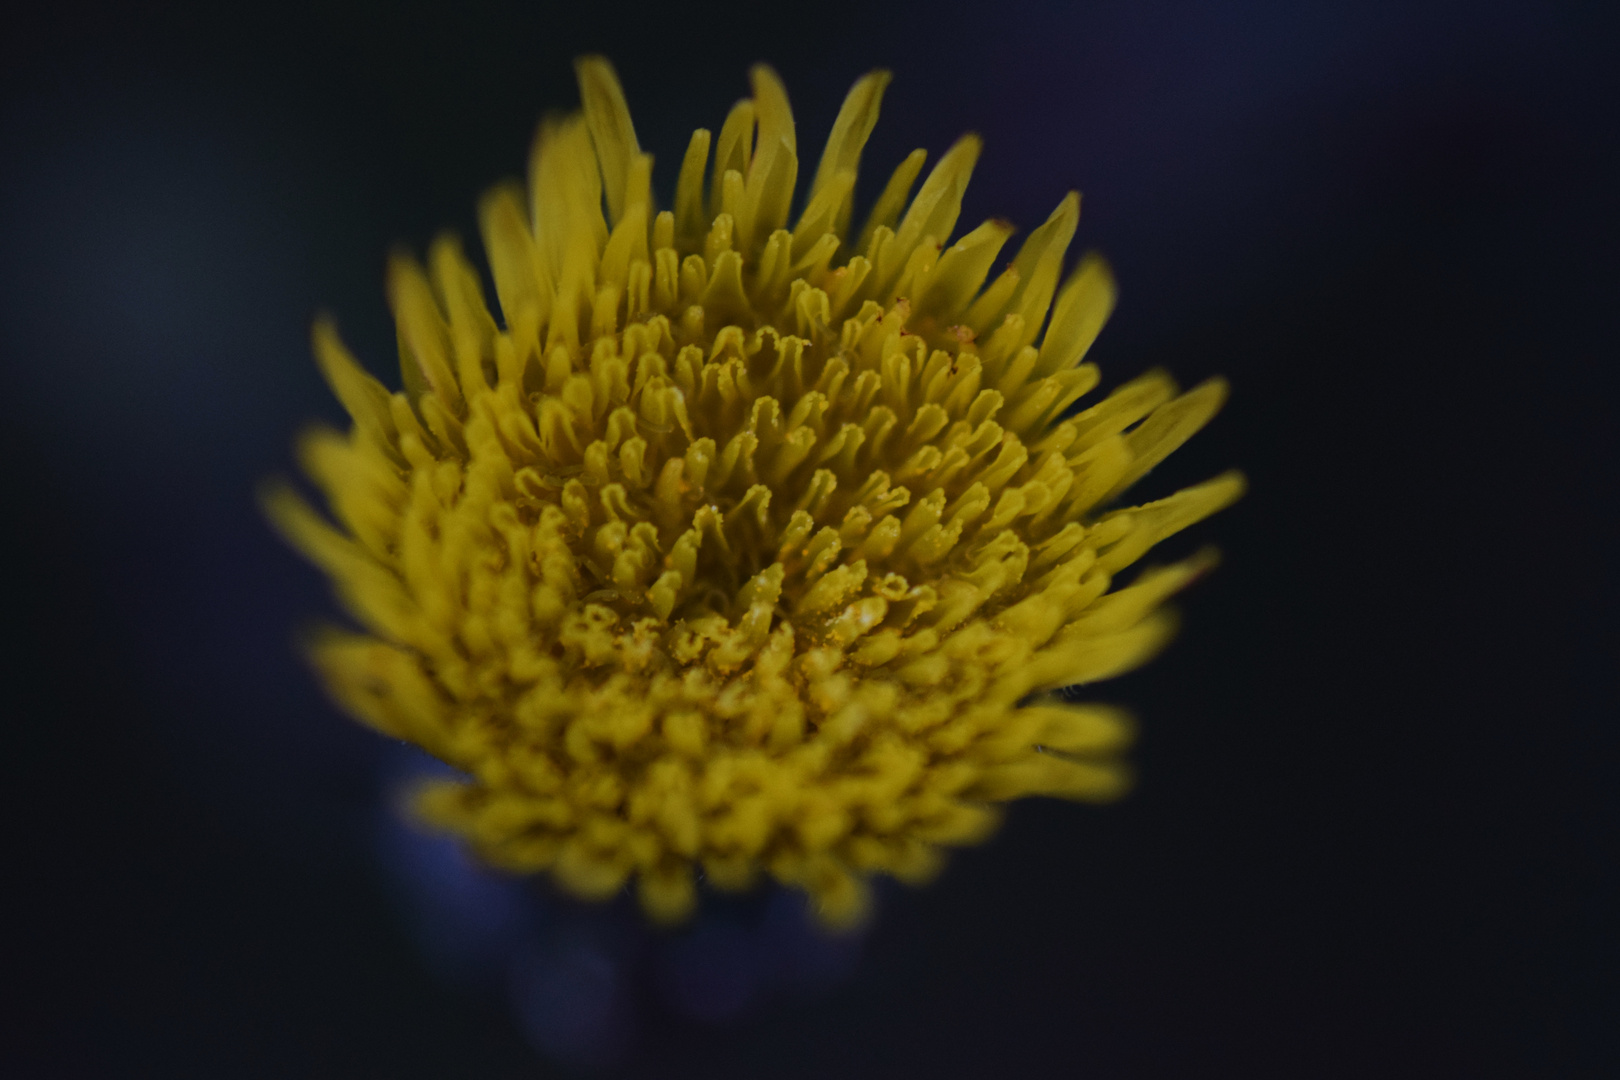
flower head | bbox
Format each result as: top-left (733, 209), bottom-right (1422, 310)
top-left (267, 58), bottom-right (1243, 928)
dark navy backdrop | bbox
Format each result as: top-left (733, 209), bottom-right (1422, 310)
top-left (3, 0), bottom-right (1613, 1075)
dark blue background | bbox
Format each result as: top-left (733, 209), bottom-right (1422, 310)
top-left (3, 0), bottom-right (1614, 1075)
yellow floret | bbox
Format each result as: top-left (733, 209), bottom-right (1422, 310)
top-left (266, 56), bottom-right (1243, 929)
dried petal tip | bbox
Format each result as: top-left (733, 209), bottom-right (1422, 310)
top-left (269, 59), bottom-right (1242, 927)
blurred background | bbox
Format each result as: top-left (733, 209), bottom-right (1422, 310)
top-left (2, 0), bottom-right (1614, 1075)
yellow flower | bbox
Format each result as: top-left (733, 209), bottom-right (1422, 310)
top-left (266, 57), bottom-right (1243, 929)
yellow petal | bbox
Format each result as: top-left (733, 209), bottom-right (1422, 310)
top-left (575, 55), bottom-right (641, 225)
